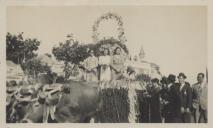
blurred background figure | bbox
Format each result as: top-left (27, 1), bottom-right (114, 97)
top-left (192, 73), bottom-right (207, 123)
top-left (111, 47), bottom-right (126, 80)
top-left (159, 76), bottom-right (168, 123)
top-left (98, 48), bottom-right (111, 82)
top-left (176, 73), bottom-right (192, 123)
top-left (150, 78), bottom-right (162, 123)
top-left (160, 74), bottom-right (177, 123)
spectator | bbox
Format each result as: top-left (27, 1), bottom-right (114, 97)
top-left (171, 73), bottom-right (192, 123)
top-left (82, 49), bottom-right (98, 82)
top-left (192, 73), bottom-right (208, 123)
top-left (98, 48), bottom-right (111, 82)
top-left (150, 78), bottom-right (162, 123)
top-left (111, 47), bottom-right (126, 80)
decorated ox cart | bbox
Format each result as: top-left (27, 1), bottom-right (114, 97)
top-left (88, 12), bottom-right (161, 123)
top-left (97, 80), bottom-right (146, 123)
top-left (94, 60), bottom-right (159, 123)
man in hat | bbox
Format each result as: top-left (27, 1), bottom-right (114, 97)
top-left (159, 76), bottom-right (168, 122)
top-left (41, 84), bottom-right (62, 123)
top-left (149, 78), bottom-right (162, 123)
top-left (192, 73), bottom-right (207, 123)
top-left (6, 81), bottom-right (19, 105)
top-left (8, 81), bottom-right (36, 122)
top-left (160, 74), bottom-right (178, 123)
top-left (39, 72), bottom-right (63, 123)
top-left (172, 73), bottom-right (192, 123)
top-left (6, 81), bottom-right (19, 122)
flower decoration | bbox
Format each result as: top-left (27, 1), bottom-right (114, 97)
top-left (92, 12), bottom-right (127, 44)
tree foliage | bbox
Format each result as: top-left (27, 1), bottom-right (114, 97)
top-left (52, 36), bottom-right (128, 65)
top-left (52, 34), bottom-right (91, 79)
top-left (62, 62), bottom-right (80, 79)
top-left (22, 58), bottom-right (51, 78)
top-left (52, 35), bottom-right (93, 65)
top-left (6, 32), bottom-right (40, 65)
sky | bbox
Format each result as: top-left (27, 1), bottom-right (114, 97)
top-left (7, 6), bottom-right (207, 83)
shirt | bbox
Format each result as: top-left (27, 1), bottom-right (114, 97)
top-left (180, 83), bottom-right (185, 91)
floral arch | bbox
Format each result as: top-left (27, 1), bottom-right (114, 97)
top-left (92, 12), bottom-right (127, 44)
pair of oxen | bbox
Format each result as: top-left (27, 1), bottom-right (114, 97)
top-left (6, 81), bottom-right (103, 123)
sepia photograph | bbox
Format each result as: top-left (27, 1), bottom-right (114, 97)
top-left (5, 5), bottom-right (207, 123)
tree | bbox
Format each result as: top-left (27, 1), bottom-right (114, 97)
top-left (22, 58), bottom-right (51, 79)
top-left (52, 34), bottom-right (93, 65)
top-left (52, 34), bottom-right (93, 79)
top-left (6, 32), bottom-right (40, 65)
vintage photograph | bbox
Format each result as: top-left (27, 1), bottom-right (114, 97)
top-left (6, 6), bottom-right (207, 123)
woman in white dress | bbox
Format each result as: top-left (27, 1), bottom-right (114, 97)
top-left (98, 48), bottom-right (111, 82)
top-left (82, 50), bottom-right (99, 82)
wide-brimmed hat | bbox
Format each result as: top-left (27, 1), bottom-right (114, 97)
top-left (6, 81), bottom-right (18, 94)
top-left (177, 73), bottom-right (187, 79)
top-left (19, 88), bottom-right (33, 96)
top-left (7, 80), bottom-right (17, 87)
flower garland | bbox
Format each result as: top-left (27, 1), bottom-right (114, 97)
top-left (92, 12), bottom-right (127, 43)
top-left (98, 80), bottom-right (146, 123)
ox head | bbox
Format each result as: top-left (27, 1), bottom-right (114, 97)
top-left (14, 99), bottom-right (43, 123)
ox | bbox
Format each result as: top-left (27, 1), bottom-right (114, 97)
top-left (15, 80), bottom-right (102, 123)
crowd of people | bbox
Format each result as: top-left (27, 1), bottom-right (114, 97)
top-left (140, 72), bottom-right (208, 123)
top-left (6, 46), bottom-right (208, 123)
top-left (80, 47), bottom-right (207, 123)
top-left (6, 72), bottom-right (65, 123)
